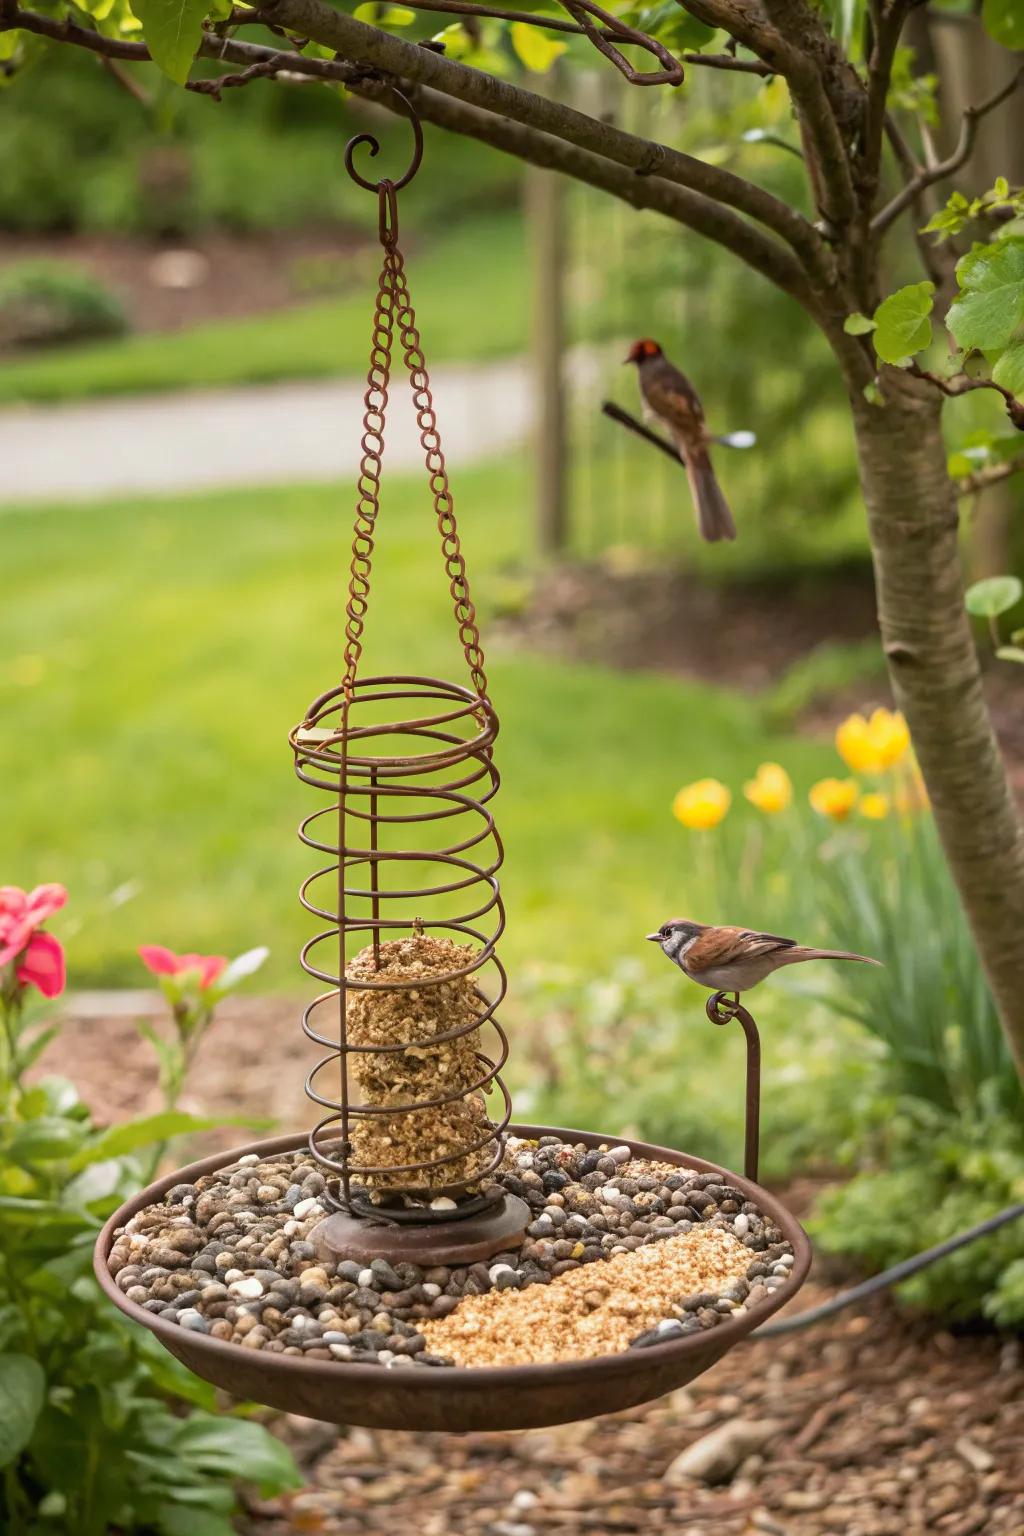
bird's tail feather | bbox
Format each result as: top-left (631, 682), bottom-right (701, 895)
top-left (778, 947), bottom-right (882, 968)
top-left (685, 449), bottom-right (736, 543)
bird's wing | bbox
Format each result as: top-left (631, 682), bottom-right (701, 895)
top-left (685, 925), bottom-right (795, 974)
top-left (642, 365), bottom-right (706, 438)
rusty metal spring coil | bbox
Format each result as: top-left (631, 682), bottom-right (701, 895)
top-left (290, 674), bottom-right (512, 1218)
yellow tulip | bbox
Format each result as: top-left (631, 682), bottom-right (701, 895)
top-left (809, 777), bottom-right (860, 822)
top-left (673, 778), bottom-right (731, 830)
top-left (858, 792), bottom-right (889, 820)
top-left (743, 762), bottom-right (793, 815)
top-left (835, 707), bottom-right (910, 775)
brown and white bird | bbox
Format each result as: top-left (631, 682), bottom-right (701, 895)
top-left (646, 919), bottom-right (881, 996)
top-left (626, 338), bottom-right (737, 543)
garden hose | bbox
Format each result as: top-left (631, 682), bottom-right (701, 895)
top-left (753, 1202), bottom-right (1024, 1337)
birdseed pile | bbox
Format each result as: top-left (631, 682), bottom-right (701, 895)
top-left (344, 934), bottom-right (497, 1194)
top-left (106, 1135), bottom-right (798, 1370)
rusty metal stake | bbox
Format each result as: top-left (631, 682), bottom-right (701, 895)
top-left (706, 991), bottom-right (761, 1184)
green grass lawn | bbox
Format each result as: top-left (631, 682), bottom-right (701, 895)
top-left (0, 456), bottom-right (837, 989)
top-left (0, 212), bottom-right (527, 406)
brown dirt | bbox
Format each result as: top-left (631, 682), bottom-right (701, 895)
top-left (498, 560), bottom-right (1024, 793)
top-left (38, 1002), bottom-right (1024, 1536)
top-left (0, 226), bottom-right (370, 336)
top-left (495, 561), bottom-right (880, 692)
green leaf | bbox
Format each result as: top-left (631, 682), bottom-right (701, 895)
top-left (863, 380), bottom-right (884, 407)
top-left (70, 1110), bottom-right (222, 1167)
top-left (982, 0), bottom-right (1024, 49)
top-left (172, 1416), bottom-right (302, 1496)
top-left (948, 239), bottom-right (1024, 353)
top-left (844, 312), bottom-right (876, 335)
top-left (872, 282), bottom-right (935, 364)
top-left (130, 0), bottom-right (208, 84)
top-left (628, 2), bottom-right (715, 50)
top-left (996, 646), bottom-right (1024, 664)
top-left (8, 1118), bottom-right (85, 1164)
top-left (965, 575), bottom-right (1023, 619)
top-left (992, 338), bottom-right (1024, 399)
top-left (0, 1354), bottom-right (45, 1467)
top-left (510, 21), bottom-right (567, 72)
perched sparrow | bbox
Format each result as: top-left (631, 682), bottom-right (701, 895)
top-left (646, 919), bottom-right (881, 995)
top-left (625, 338), bottom-right (736, 543)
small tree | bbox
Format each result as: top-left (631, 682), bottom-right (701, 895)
top-left (3, 0), bottom-right (1024, 1076)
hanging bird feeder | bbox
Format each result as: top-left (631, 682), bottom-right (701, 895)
top-left (94, 95), bottom-right (810, 1432)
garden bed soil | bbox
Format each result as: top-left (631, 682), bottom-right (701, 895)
top-left (0, 226), bottom-right (369, 337)
top-left (497, 560), bottom-right (1024, 793)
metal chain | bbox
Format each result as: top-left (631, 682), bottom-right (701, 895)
top-left (341, 180), bottom-right (490, 706)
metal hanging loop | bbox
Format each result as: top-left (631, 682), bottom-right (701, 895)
top-left (343, 87), bottom-right (424, 194)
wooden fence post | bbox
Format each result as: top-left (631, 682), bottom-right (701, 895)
top-left (526, 149), bottom-right (568, 558)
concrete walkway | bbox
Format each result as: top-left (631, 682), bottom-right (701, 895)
top-left (0, 355), bottom-right (550, 506)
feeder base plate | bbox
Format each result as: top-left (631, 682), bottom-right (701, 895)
top-left (309, 1194), bottom-right (531, 1266)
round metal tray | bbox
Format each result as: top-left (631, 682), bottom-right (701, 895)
top-left (94, 1126), bottom-right (811, 1432)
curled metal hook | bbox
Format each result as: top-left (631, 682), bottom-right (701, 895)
top-left (344, 87), bottom-right (424, 193)
top-left (706, 990), bottom-right (761, 1185)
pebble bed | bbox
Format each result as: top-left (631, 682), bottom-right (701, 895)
top-left (106, 1135), bottom-right (797, 1370)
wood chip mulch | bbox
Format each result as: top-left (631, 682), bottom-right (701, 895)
top-left (245, 1289), bottom-right (1024, 1536)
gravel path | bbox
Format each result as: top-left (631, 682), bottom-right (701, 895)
top-left (0, 350), bottom-right (602, 506)
top-left (0, 360), bottom-right (530, 506)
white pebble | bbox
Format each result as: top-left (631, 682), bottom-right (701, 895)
top-left (422, 1282), bottom-right (441, 1299)
top-left (292, 1197), bottom-right (322, 1220)
top-left (610, 1146), bottom-right (633, 1163)
top-left (223, 1268), bottom-right (244, 1283)
top-left (512, 1491), bottom-right (538, 1512)
top-left (377, 1349), bottom-right (395, 1363)
top-left (292, 1315), bottom-right (310, 1332)
top-left (777, 1251), bottom-right (794, 1266)
top-left (430, 1196), bottom-right (457, 1211)
top-left (734, 1214), bottom-right (750, 1237)
top-left (238, 1154), bottom-right (260, 1164)
top-left (229, 1276), bottom-right (265, 1299)
top-left (282, 1219), bottom-right (299, 1236)
top-left (329, 1343), bottom-right (353, 1360)
top-left (358, 1269), bottom-right (375, 1288)
top-left (489, 1264), bottom-right (515, 1283)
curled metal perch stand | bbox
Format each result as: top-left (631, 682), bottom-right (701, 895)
top-left (706, 990), bottom-right (761, 1184)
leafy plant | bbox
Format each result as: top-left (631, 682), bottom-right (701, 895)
top-left (965, 574), bottom-right (1024, 665)
top-left (811, 1093), bottom-right (1024, 1324)
top-left (0, 889), bottom-right (301, 1534)
top-left (0, 263), bottom-right (128, 352)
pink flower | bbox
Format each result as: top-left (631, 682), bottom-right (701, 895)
top-left (139, 945), bottom-right (228, 990)
top-left (16, 931), bottom-right (66, 999)
top-left (0, 883), bottom-right (67, 967)
top-left (0, 883), bottom-right (67, 999)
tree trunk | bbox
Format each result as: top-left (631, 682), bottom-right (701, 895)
top-left (849, 368), bottom-right (1024, 1080)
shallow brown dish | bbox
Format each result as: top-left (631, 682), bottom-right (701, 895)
top-left (94, 1126), bottom-right (811, 1432)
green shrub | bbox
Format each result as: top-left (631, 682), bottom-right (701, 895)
top-left (811, 1093), bottom-right (1024, 1325)
top-left (0, 263), bottom-right (128, 351)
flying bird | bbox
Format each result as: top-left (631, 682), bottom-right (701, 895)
top-left (646, 919), bottom-right (881, 996)
top-left (625, 338), bottom-right (737, 543)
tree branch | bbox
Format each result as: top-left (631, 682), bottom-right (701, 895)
top-left (259, 0), bottom-right (828, 286)
top-left (957, 453), bottom-right (1024, 497)
top-left (1, 4), bottom-right (354, 88)
top-left (909, 363), bottom-right (1024, 431)
top-left (600, 401), bottom-right (682, 464)
top-left (760, 0), bottom-right (860, 231)
top-left (872, 65), bottom-right (1024, 237)
top-left (355, 77), bottom-right (814, 304)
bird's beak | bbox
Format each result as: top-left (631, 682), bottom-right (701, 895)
top-left (645, 931), bottom-right (661, 943)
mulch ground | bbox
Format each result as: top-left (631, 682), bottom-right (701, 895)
top-left (497, 561), bottom-right (1024, 794)
top-left (0, 227), bottom-right (368, 336)
top-left (42, 1001), bottom-right (1024, 1536)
